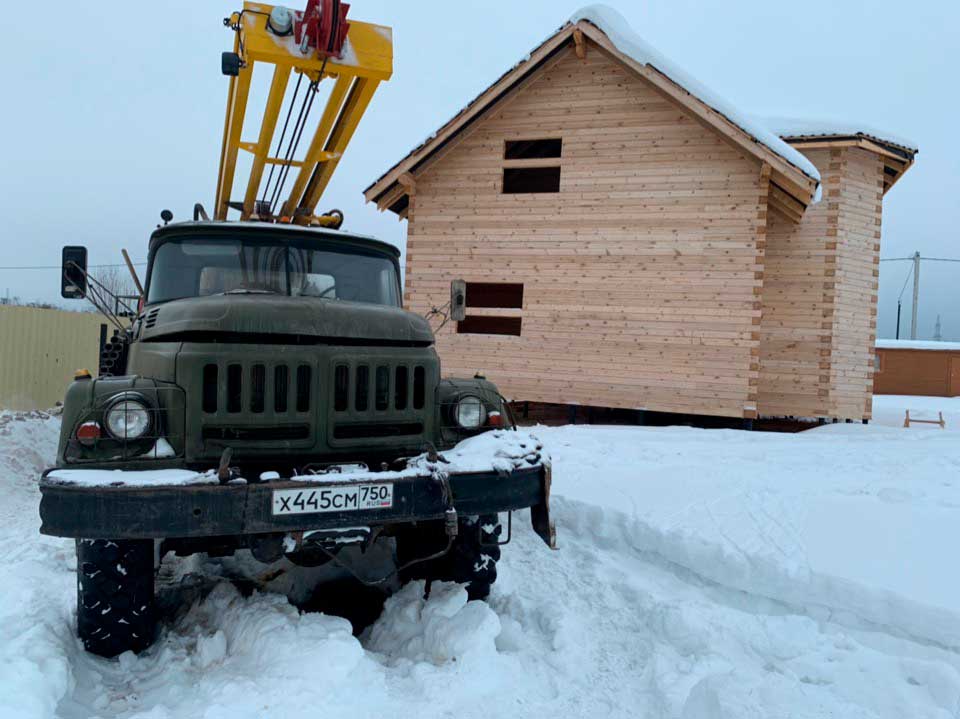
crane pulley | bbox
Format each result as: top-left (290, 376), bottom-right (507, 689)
top-left (215, 1), bottom-right (392, 226)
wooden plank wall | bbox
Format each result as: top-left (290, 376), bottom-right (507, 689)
top-left (404, 44), bottom-right (766, 418)
top-left (758, 147), bottom-right (884, 420)
top-left (828, 148), bottom-right (884, 419)
top-left (875, 348), bottom-right (960, 397)
top-left (758, 149), bottom-right (835, 417)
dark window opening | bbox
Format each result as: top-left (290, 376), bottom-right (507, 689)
top-left (466, 282), bottom-right (524, 309)
top-left (457, 316), bottom-right (523, 336)
top-left (503, 166), bottom-right (561, 194)
top-left (505, 138), bottom-right (562, 160)
top-left (355, 365), bottom-right (370, 412)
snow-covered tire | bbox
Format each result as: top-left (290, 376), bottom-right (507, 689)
top-left (397, 514), bottom-right (502, 600)
top-left (76, 539), bottom-right (157, 658)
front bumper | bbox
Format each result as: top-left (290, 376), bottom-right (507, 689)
top-left (38, 465), bottom-right (556, 548)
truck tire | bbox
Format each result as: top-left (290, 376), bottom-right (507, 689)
top-left (76, 539), bottom-right (157, 658)
top-left (397, 514), bottom-right (502, 601)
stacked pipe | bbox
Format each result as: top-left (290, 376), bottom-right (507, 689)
top-left (99, 330), bottom-right (130, 378)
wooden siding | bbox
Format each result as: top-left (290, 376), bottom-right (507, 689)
top-left (758, 149), bottom-right (835, 418)
top-left (829, 148), bottom-right (884, 419)
top-left (758, 148), bottom-right (884, 420)
top-left (404, 45), bottom-right (767, 418)
top-left (874, 348), bottom-right (960, 398)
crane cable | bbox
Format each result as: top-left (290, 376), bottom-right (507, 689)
top-left (267, 73), bottom-right (323, 215)
top-left (259, 73), bottom-right (304, 210)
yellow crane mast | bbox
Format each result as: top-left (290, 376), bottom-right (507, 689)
top-left (215, 1), bottom-right (392, 226)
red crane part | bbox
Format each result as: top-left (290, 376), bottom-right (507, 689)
top-left (296, 0), bottom-right (351, 60)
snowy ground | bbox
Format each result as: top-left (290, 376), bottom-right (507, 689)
top-left (2, 395), bottom-right (960, 718)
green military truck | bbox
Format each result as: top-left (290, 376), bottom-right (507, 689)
top-left (41, 219), bottom-right (555, 658)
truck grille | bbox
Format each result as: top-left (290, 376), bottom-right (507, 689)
top-left (202, 362), bottom-right (313, 416)
top-left (178, 345), bottom-right (438, 459)
top-left (333, 364), bottom-right (425, 414)
top-left (331, 362), bottom-right (430, 442)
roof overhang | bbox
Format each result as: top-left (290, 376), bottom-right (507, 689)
top-left (364, 19), bottom-right (820, 222)
top-left (779, 135), bottom-right (917, 194)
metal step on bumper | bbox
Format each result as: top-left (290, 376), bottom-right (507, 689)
top-left (38, 464), bottom-right (556, 549)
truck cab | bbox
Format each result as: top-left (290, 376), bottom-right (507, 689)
top-left (41, 221), bottom-right (554, 658)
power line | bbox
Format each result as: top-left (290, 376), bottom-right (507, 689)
top-left (897, 264), bottom-right (913, 302)
top-left (881, 256), bottom-right (960, 263)
top-left (0, 262), bottom-right (147, 271)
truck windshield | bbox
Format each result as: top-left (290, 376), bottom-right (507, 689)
top-left (146, 238), bottom-right (401, 307)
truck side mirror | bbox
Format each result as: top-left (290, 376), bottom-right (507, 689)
top-left (450, 279), bottom-right (467, 322)
top-left (61, 246), bottom-right (88, 300)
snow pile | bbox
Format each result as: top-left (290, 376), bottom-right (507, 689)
top-left (45, 468), bottom-right (218, 488)
top-left (365, 581), bottom-right (501, 665)
top-left (759, 116), bottom-right (919, 152)
top-left (877, 338), bottom-right (960, 351)
top-left (410, 429), bottom-right (547, 475)
top-left (0, 414), bottom-right (76, 719)
top-left (540, 396), bottom-right (960, 651)
top-left (47, 431), bottom-right (547, 489)
top-left (5, 400), bottom-right (960, 717)
top-left (293, 430), bottom-right (548, 484)
top-left (66, 582), bottom-right (384, 717)
top-left (570, 5), bottom-right (821, 183)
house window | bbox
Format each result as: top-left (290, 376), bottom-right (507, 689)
top-left (502, 138), bottom-right (562, 194)
top-left (464, 282), bottom-right (524, 309)
top-left (457, 282), bottom-right (524, 336)
top-left (457, 316), bottom-right (523, 337)
top-left (505, 139), bottom-right (562, 160)
top-left (503, 167), bottom-right (561, 194)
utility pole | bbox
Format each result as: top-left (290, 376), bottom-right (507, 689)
top-left (911, 252), bottom-right (921, 340)
top-left (934, 315), bottom-right (943, 342)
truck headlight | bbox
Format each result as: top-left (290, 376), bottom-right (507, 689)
top-left (454, 396), bottom-right (487, 429)
top-left (104, 395), bottom-right (152, 440)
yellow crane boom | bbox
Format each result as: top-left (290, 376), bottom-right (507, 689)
top-left (215, 2), bottom-right (392, 225)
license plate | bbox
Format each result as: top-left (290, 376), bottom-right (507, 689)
top-left (272, 484), bottom-right (394, 516)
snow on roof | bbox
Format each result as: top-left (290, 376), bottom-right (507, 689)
top-left (876, 339), bottom-right (960, 351)
top-left (758, 116), bottom-right (919, 153)
top-left (367, 4), bottom-right (825, 199)
top-left (570, 6), bottom-right (821, 184)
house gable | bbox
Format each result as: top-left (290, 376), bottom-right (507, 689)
top-left (365, 16), bottom-right (820, 223)
top-left (403, 46), bottom-right (770, 418)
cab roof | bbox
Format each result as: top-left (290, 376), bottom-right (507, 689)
top-left (148, 221), bottom-right (401, 259)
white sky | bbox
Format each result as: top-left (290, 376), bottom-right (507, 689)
top-left (1, 0), bottom-right (957, 339)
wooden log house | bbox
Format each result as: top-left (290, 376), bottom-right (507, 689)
top-left (364, 8), bottom-right (918, 422)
